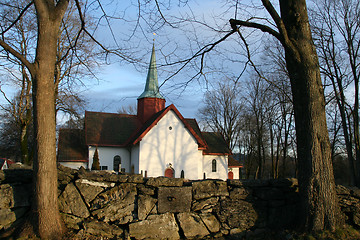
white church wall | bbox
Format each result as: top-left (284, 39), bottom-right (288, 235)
top-left (228, 167), bottom-right (241, 179)
top-left (131, 144), bottom-right (140, 175)
top-left (88, 146), bottom-right (131, 172)
top-left (139, 110), bottom-right (202, 179)
top-left (203, 155), bottom-right (228, 180)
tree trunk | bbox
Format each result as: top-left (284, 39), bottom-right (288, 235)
top-left (279, 0), bottom-right (343, 231)
top-left (30, 1), bottom-right (69, 238)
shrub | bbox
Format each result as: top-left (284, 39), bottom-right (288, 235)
top-left (91, 147), bottom-right (100, 170)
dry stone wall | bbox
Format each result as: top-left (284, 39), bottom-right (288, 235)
top-left (1, 165), bottom-right (360, 239)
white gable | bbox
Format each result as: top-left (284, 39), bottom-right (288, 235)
top-left (138, 110), bottom-right (203, 179)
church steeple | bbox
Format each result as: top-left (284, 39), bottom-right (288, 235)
top-left (137, 44), bottom-right (166, 123)
top-left (138, 44), bottom-right (164, 100)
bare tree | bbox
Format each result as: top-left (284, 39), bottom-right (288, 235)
top-left (0, 0), bottom-right (80, 237)
top-left (225, 0), bottom-right (344, 231)
top-left (156, 0), bottom-right (343, 231)
top-left (311, 0), bottom-right (360, 187)
top-left (0, 0), bottom-right (93, 165)
top-left (199, 79), bottom-right (243, 150)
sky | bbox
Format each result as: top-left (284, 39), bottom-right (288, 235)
top-left (68, 0), bottom-right (247, 120)
top-left (0, 0), bottom-right (263, 124)
top-left (82, 50), bottom-right (205, 119)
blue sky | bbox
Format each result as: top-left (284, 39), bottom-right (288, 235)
top-left (1, 0), bottom-right (260, 123)
top-left (80, 0), bottom-right (244, 119)
top-left (83, 50), bottom-right (205, 118)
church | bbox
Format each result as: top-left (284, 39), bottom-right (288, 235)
top-left (57, 45), bottom-right (233, 180)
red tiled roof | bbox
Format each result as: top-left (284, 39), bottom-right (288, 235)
top-left (58, 129), bottom-right (88, 162)
top-left (228, 155), bottom-right (243, 167)
top-left (202, 132), bottom-right (232, 155)
top-left (85, 111), bottom-right (141, 146)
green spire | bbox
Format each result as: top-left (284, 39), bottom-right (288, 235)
top-left (138, 44), bottom-right (164, 99)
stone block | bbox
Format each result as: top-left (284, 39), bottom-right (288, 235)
top-left (200, 213), bottom-right (220, 233)
top-left (0, 184), bottom-right (31, 209)
top-left (84, 219), bottom-right (123, 238)
top-left (61, 213), bottom-right (83, 230)
top-left (75, 179), bottom-right (110, 206)
top-left (177, 212), bottom-right (210, 239)
top-left (0, 207), bottom-right (27, 230)
top-left (129, 212), bottom-right (180, 239)
top-left (138, 194), bottom-right (157, 220)
top-left (137, 184), bottom-right (155, 195)
top-left (146, 177), bottom-right (184, 187)
top-left (58, 183), bottom-right (90, 218)
top-left (0, 208), bottom-right (16, 230)
top-left (91, 183), bottom-right (136, 224)
top-left (158, 187), bottom-right (191, 213)
top-left (230, 187), bottom-right (252, 200)
top-left (192, 197), bottom-right (218, 212)
top-left (215, 199), bottom-right (258, 230)
top-left (192, 180), bottom-right (229, 200)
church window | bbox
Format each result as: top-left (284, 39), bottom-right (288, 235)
top-left (169, 126), bottom-right (172, 130)
top-left (180, 170), bottom-right (184, 178)
top-left (212, 159), bottom-right (217, 172)
top-left (113, 155), bottom-right (121, 172)
top-left (101, 166), bottom-right (108, 170)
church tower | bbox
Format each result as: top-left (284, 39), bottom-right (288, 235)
top-left (137, 44), bottom-right (166, 123)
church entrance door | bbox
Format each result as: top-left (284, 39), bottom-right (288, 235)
top-left (165, 168), bottom-right (174, 178)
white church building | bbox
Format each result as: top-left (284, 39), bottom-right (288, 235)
top-left (57, 45), bottom-right (232, 180)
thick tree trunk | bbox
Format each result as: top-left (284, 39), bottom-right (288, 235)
top-left (279, 0), bottom-right (343, 231)
top-left (30, 2), bottom-right (68, 238)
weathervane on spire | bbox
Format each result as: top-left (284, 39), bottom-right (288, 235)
top-left (153, 32), bottom-right (156, 42)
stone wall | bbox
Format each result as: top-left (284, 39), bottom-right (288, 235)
top-left (1, 165), bottom-right (360, 239)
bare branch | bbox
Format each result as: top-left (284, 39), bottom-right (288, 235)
top-left (229, 18), bottom-right (282, 42)
top-left (0, 38), bottom-right (34, 76)
top-left (154, 0), bottom-right (175, 28)
top-left (159, 29), bottom-right (237, 88)
top-left (0, 1), bottom-right (33, 36)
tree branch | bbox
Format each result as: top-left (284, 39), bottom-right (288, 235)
top-left (229, 18), bottom-right (282, 42)
top-left (0, 1), bottom-right (33, 36)
top-left (0, 38), bottom-right (34, 76)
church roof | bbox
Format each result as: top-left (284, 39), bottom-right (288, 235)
top-left (85, 111), bottom-right (141, 146)
top-left (228, 155), bottom-right (243, 167)
top-left (58, 129), bottom-right (88, 162)
top-left (138, 44), bottom-right (164, 100)
top-left (202, 132), bottom-right (231, 155)
top-left (58, 106), bottom-right (230, 162)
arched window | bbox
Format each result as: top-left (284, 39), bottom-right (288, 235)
top-left (113, 155), bottom-right (121, 172)
top-left (180, 170), bottom-right (185, 178)
top-left (212, 159), bottom-right (217, 172)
